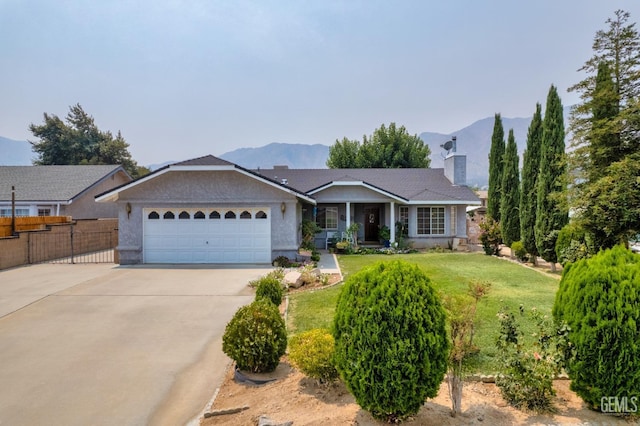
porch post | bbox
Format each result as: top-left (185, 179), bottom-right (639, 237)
top-left (345, 202), bottom-right (351, 232)
top-left (390, 201), bottom-right (395, 243)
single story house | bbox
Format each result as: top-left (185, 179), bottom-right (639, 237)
top-left (0, 165), bottom-right (131, 219)
top-left (96, 151), bottom-right (480, 265)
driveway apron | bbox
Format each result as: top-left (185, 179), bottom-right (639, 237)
top-left (0, 263), bottom-right (271, 426)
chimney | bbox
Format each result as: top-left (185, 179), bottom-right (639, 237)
top-left (444, 136), bottom-right (466, 185)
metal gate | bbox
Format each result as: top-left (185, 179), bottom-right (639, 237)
top-left (28, 226), bottom-right (117, 264)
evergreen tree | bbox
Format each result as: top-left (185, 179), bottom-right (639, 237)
top-left (569, 10), bottom-right (640, 154)
top-left (535, 85), bottom-right (568, 272)
top-left (568, 10), bottom-right (640, 251)
top-left (520, 103), bottom-right (543, 261)
top-left (487, 114), bottom-right (505, 221)
top-left (30, 104), bottom-right (149, 178)
top-left (499, 129), bottom-right (521, 246)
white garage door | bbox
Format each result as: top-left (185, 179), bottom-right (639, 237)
top-left (143, 207), bottom-right (271, 264)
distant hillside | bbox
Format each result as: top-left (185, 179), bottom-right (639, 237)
top-left (219, 142), bottom-right (330, 169)
top-left (4, 107), bottom-right (572, 184)
top-left (0, 136), bottom-right (33, 165)
top-left (421, 115), bottom-right (533, 187)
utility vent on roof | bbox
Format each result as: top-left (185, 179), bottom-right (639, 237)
top-left (281, 178), bottom-right (288, 185)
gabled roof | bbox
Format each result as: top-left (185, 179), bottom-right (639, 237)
top-left (255, 167), bottom-right (480, 204)
top-left (0, 165), bottom-right (128, 202)
top-left (95, 155), bottom-right (316, 204)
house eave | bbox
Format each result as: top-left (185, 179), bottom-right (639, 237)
top-left (95, 163), bottom-right (317, 205)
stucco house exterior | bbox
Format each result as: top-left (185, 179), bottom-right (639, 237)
top-left (0, 165), bottom-right (131, 219)
top-left (96, 152), bottom-right (479, 265)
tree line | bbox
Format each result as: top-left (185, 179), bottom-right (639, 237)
top-left (484, 9), bottom-right (640, 269)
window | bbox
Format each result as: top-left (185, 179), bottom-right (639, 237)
top-left (316, 206), bottom-right (338, 230)
top-left (398, 206), bottom-right (409, 236)
top-left (256, 210), bottom-right (267, 219)
top-left (225, 211), bottom-right (236, 219)
top-left (417, 207), bottom-right (445, 235)
top-left (148, 211), bottom-right (160, 219)
top-left (38, 209), bottom-right (51, 217)
top-left (178, 211), bottom-right (190, 219)
top-left (0, 208), bottom-right (29, 217)
top-left (240, 211), bottom-right (251, 219)
top-left (194, 211), bottom-right (205, 219)
top-left (209, 211), bottom-right (220, 219)
top-left (163, 211), bottom-right (175, 219)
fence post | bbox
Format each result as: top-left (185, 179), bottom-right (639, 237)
top-left (70, 224), bottom-right (74, 264)
top-left (27, 232), bottom-right (31, 264)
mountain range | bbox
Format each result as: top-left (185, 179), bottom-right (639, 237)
top-left (2, 108), bottom-right (572, 187)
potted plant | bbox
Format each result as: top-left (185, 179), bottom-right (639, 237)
top-left (378, 225), bottom-right (391, 247)
top-left (335, 240), bottom-right (349, 253)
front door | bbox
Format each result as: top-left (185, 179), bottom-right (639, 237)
top-left (364, 207), bottom-right (380, 242)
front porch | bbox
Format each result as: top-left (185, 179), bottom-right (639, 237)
top-left (306, 201), bottom-right (468, 251)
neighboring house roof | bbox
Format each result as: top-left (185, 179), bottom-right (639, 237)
top-left (0, 165), bottom-right (128, 202)
top-left (95, 155), bottom-right (316, 204)
top-left (255, 167), bottom-right (480, 204)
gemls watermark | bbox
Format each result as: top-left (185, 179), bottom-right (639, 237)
top-left (601, 396), bottom-right (638, 414)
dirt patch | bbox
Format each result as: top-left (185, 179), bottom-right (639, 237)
top-left (201, 359), bottom-right (634, 425)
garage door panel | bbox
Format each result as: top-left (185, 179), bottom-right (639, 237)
top-left (143, 207), bottom-right (271, 264)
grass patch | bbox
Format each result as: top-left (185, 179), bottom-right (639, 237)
top-left (287, 252), bottom-right (559, 374)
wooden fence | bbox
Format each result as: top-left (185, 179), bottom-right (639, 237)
top-left (0, 216), bottom-right (72, 237)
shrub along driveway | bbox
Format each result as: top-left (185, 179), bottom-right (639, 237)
top-left (0, 263), bottom-right (270, 426)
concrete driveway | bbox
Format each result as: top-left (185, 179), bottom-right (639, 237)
top-left (0, 263), bottom-right (272, 426)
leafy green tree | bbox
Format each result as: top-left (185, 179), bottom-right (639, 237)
top-left (535, 85), bottom-right (568, 272)
top-left (500, 129), bottom-right (520, 246)
top-left (580, 154), bottom-right (640, 248)
top-left (333, 260), bottom-right (449, 422)
top-left (553, 245), bottom-right (640, 411)
top-left (520, 104), bottom-right (543, 262)
top-left (326, 123), bottom-right (431, 169)
top-left (487, 114), bottom-right (505, 221)
top-left (325, 137), bottom-right (360, 168)
top-left (30, 104), bottom-right (149, 178)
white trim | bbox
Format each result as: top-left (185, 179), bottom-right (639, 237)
top-left (309, 181), bottom-right (407, 203)
top-left (96, 165), bottom-right (316, 205)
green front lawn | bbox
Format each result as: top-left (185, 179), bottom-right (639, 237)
top-left (287, 252), bottom-right (560, 374)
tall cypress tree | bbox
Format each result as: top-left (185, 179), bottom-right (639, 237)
top-left (500, 129), bottom-right (521, 246)
top-left (520, 104), bottom-right (543, 262)
top-left (487, 114), bottom-right (505, 222)
top-left (535, 85), bottom-right (568, 272)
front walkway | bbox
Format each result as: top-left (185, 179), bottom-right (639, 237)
top-left (316, 250), bottom-right (341, 276)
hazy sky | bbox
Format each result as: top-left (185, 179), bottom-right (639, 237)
top-left (2, 1), bottom-right (639, 165)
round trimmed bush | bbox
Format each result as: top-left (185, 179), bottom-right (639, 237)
top-left (333, 260), bottom-right (449, 422)
top-left (255, 275), bottom-right (284, 306)
top-left (222, 299), bottom-right (287, 373)
top-left (288, 328), bottom-right (338, 384)
top-left (553, 245), bottom-right (640, 411)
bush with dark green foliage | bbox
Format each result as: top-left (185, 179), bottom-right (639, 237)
top-left (333, 260), bottom-right (449, 422)
top-left (288, 328), bottom-right (338, 384)
top-left (255, 275), bottom-right (284, 306)
top-left (222, 299), bottom-right (287, 373)
top-left (553, 245), bottom-right (640, 412)
top-left (272, 255), bottom-right (292, 268)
